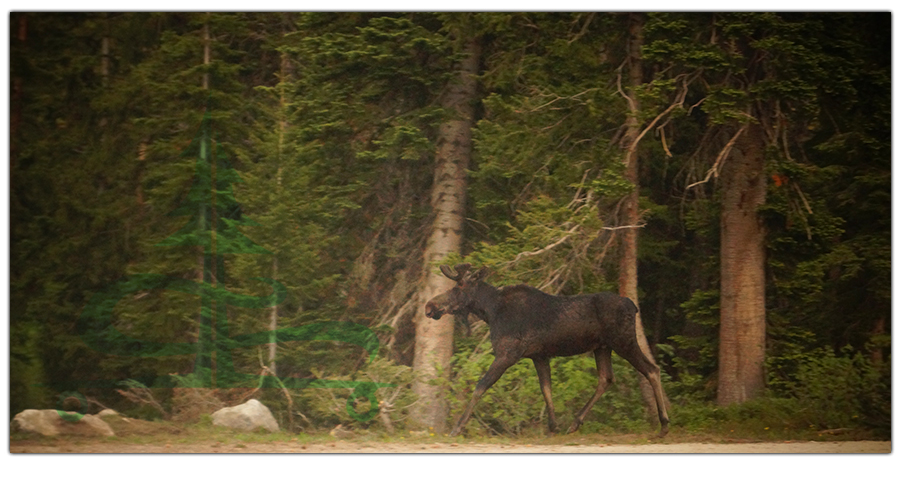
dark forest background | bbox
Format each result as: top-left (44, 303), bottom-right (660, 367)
top-left (9, 12), bottom-right (890, 436)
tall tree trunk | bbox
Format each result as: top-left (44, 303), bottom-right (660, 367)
top-left (411, 37), bottom-right (481, 433)
top-left (617, 13), bottom-right (665, 422)
top-left (717, 122), bottom-right (767, 405)
top-left (268, 47), bottom-right (292, 375)
top-left (196, 15), bottom-right (214, 385)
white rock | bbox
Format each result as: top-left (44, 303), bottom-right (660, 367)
top-left (211, 399), bottom-right (279, 432)
top-left (12, 409), bottom-right (115, 437)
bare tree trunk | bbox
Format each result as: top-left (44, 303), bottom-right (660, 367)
top-left (411, 37), bottom-right (481, 433)
top-left (268, 49), bottom-right (292, 375)
top-left (196, 14), bottom-right (215, 385)
top-left (717, 123), bottom-right (767, 405)
top-left (616, 13), bottom-right (665, 423)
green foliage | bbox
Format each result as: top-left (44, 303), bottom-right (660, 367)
top-left (786, 348), bottom-right (890, 432)
top-left (299, 355), bottom-right (416, 431)
top-left (9, 322), bottom-right (53, 414)
top-left (446, 335), bottom-right (653, 436)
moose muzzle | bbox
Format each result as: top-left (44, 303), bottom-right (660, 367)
top-left (424, 301), bottom-right (444, 320)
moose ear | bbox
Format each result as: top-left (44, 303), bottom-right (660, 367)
top-left (454, 263), bottom-right (472, 279)
top-left (440, 264), bottom-right (457, 280)
top-left (441, 263), bottom-right (473, 282)
top-left (470, 266), bottom-right (491, 282)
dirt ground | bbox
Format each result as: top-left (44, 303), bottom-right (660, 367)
top-left (10, 440), bottom-right (890, 453)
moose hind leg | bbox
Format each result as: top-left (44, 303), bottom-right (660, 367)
top-left (618, 343), bottom-right (670, 437)
top-left (532, 357), bottom-right (558, 433)
top-left (567, 347), bottom-right (614, 434)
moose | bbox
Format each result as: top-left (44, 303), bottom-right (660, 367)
top-left (425, 263), bottom-right (669, 437)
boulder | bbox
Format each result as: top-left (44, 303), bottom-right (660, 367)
top-left (12, 409), bottom-right (115, 437)
top-left (211, 399), bottom-right (279, 432)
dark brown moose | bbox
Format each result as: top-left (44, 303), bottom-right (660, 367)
top-left (425, 263), bottom-right (669, 437)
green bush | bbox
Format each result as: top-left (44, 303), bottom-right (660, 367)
top-left (788, 347), bottom-right (890, 431)
top-left (299, 355), bottom-right (417, 432)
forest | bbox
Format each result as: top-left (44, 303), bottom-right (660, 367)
top-left (9, 12), bottom-right (891, 438)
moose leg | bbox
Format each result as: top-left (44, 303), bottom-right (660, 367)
top-left (532, 357), bottom-right (558, 433)
top-left (449, 355), bottom-right (516, 437)
top-left (617, 343), bottom-right (670, 437)
top-left (567, 347), bottom-right (614, 434)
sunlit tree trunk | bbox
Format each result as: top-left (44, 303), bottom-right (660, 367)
top-left (717, 123), bottom-right (767, 405)
top-left (617, 13), bottom-right (666, 422)
top-left (411, 36), bottom-right (481, 433)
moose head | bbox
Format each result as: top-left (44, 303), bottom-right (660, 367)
top-left (424, 263), bottom-right (490, 321)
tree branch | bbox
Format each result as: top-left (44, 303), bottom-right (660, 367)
top-left (602, 223), bottom-right (647, 231)
top-left (686, 124), bottom-right (748, 190)
top-left (506, 226), bottom-right (580, 266)
top-left (623, 71), bottom-right (699, 167)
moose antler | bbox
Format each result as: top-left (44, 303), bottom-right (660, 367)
top-left (440, 263), bottom-right (472, 281)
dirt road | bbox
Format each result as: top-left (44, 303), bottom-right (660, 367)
top-left (10, 440), bottom-right (890, 453)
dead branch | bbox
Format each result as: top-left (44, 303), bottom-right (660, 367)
top-left (602, 223), bottom-right (647, 231)
top-left (505, 225), bottom-right (580, 267)
top-left (688, 97), bottom-right (707, 115)
top-left (531, 87), bottom-right (598, 112)
top-left (567, 12), bottom-right (596, 45)
top-left (255, 350), bottom-right (294, 428)
top-left (615, 61), bottom-right (635, 113)
top-left (658, 124), bottom-right (673, 157)
top-left (116, 383), bottom-right (170, 420)
top-left (595, 229), bottom-right (618, 266)
top-left (567, 169), bottom-right (592, 209)
top-left (84, 396), bottom-right (111, 412)
top-left (792, 182), bottom-right (813, 214)
top-left (686, 124), bottom-right (748, 190)
top-left (623, 71), bottom-right (699, 168)
top-left (293, 408), bottom-right (314, 428)
top-left (376, 382), bottom-right (407, 434)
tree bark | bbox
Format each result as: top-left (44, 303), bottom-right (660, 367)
top-left (616, 13), bottom-right (665, 422)
top-left (717, 123), bottom-right (767, 405)
top-left (411, 37), bottom-right (481, 433)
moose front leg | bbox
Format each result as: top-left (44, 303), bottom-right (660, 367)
top-left (449, 356), bottom-right (516, 437)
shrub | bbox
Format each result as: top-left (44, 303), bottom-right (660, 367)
top-left (300, 355), bottom-right (416, 432)
top-left (788, 347), bottom-right (890, 431)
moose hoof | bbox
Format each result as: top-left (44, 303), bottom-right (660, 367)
top-left (658, 425), bottom-right (669, 438)
top-left (565, 422), bottom-right (581, 435)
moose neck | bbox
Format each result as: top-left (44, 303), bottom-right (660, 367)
top-left (467, 282), bottom-right (501, 325)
